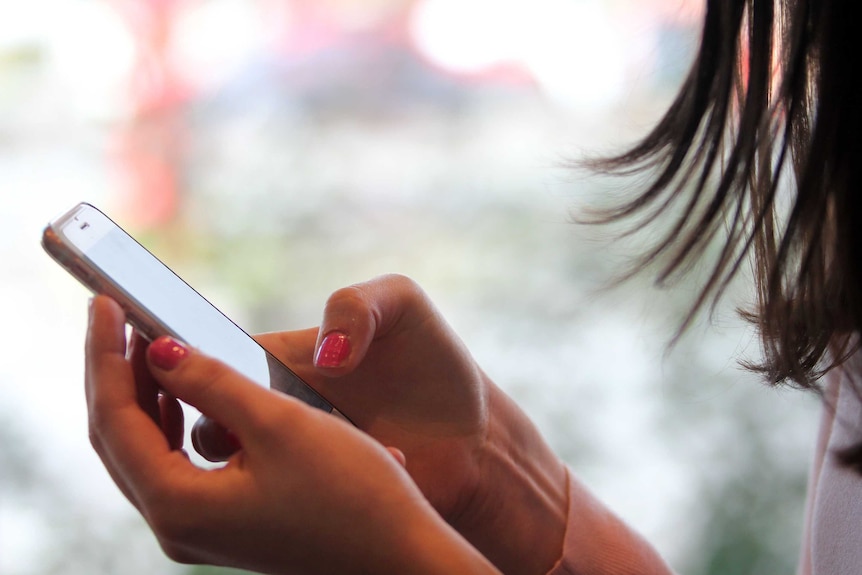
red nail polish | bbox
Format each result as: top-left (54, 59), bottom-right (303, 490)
top-left (315, 331), bottom-right (350, 368)
top-left (149, 336), bottom-right (189, 371)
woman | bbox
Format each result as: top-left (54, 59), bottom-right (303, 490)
top-left (85, 1), bottom-right (859, 573)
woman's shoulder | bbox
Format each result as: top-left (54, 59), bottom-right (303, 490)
top-left (802, 351), bottom-right (862, 575)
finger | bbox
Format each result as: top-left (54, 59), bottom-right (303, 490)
top-left (86, 296), bottom-right (187, 506)
top-left (159, 393), bottom-right (185, 451)
top-left (191, 415), bottom-right (241, 462)
top-left (85, 296), bottom-right (127, 407)
top-left (312, 274), bottom-right (434, 375)
top-left (129, 329), bottom-right (161, 425)
top-left (85, 296), bottom-right (138, 506)
top-left (255, 329), bottom-right (318, 376)
top-left (146, 336), bottom-right (295, 444)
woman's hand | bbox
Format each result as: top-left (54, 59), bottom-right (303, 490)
top-left (198, 275), bottom-right (570, 575)
top-left (85, 295), bottom-right (499, 575)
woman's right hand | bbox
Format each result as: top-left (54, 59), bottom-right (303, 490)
top-left (247, 275), bottom-right (570, 575)
top-left (192, 274), bottom-right (677, 575)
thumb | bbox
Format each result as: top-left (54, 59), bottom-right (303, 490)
top-left (146, 336), bottom-right (284, 441)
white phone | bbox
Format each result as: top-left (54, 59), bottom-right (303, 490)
top-left (43, 202), bottom-right (338, 415)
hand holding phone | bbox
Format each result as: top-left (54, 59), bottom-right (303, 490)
top-left (246, 275), bottom-right (572, 575)
top-left (84, 294), bottom-right (499, 575)
top-left (50, 211), bottom-right (572, 574)
top-left (43, 202), bottom-right (337, 414)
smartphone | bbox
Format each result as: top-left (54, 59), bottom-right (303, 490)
top-left (43, 202), bottom-right (338, 415)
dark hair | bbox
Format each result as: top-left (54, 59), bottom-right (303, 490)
top-left (587, 1), bottom-right (862, 461)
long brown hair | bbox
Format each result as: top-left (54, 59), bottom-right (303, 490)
top-left (587, 0), bottom-right (861, 402)
top-left (582, 0), bottom-right (862, 473)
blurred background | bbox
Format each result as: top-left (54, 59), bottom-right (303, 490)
top-left (0, 1), bottom-right (820, 574)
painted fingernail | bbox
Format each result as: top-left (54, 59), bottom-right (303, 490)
top-left (314, 331), bottom-right (350, 368)
top-left (148, 336), bottom-right (189, 371)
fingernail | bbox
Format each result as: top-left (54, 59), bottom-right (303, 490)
top-left (148, 336), bottom-right (189, 371)
top-left (315, 331), bottom-right (350, 368)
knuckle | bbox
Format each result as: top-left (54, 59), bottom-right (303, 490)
top-left (325, 274), bottom-right (434, 337)
top-left (332, 274), bottom-right (427, 312)
top-left (202, 362), bottom-right (241, 395)
top-left (377, 272), bottom-right (422, 294)
top-left (380, 271), bottom-right (415, 286)
top-left (326, 284), bottom-right (371, 312)
top-left (173, 353), bottom-right (232, 392)
top-left (376, 273), bottom-right (427, 305)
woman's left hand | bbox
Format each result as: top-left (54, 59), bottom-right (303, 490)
top-left (85, 295), bottom-right (499, 575)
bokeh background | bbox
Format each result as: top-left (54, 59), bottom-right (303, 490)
top-left (1, 1), bottom-right (820, 574)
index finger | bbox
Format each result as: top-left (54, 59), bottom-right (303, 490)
top-left (312, 274), bottom-right (437, 374)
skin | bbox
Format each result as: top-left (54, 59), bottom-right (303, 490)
top-left (86, 274), bottom-right (676, 574)
top-left (254, 274), bottom-right (570, 575)
top-left (86, 293), bottom-right (500, 575)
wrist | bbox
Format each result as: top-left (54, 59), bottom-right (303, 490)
top-left (385, 502), bottom-right (502, 575)
top-left (454, 377), bottom-right (569, 575)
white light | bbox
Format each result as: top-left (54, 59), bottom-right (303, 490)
top-left (522, 0), bottom-right (625, 109)
top-left (0, 1), bottom-right (50, 49)
top-left (43, 1), bottom-right (136, 120)
top-left (410, 0), bottom-right (626, 110)
top-left (171, 0), bottom-right (268, 90)
top-left (410, 0), bottom-right (528, 74)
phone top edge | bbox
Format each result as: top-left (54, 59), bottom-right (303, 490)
top-left (41, 203), bottom-right (175, 341)
top-left (46, 201), bottom-right (95, 230)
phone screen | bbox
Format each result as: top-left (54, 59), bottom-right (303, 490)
top-left (46, 203), bottom-right (334, 413)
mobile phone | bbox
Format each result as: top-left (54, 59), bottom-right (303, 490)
top-left (43, 202), bottom-right (338, 415)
